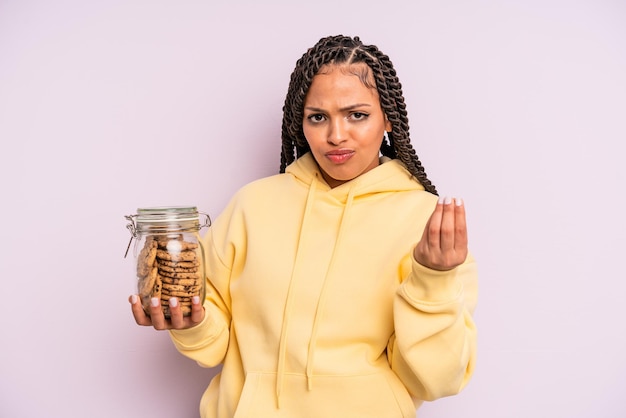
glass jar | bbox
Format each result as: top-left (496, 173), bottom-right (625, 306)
top-left (125, 206), bottom-right (211, 318)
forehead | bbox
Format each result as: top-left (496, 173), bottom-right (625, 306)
top-left (315, 62), bottom-right (377, 89)
top-left (305, 67), bottom-right (379, 106)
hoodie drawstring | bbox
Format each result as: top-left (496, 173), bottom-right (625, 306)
top-left (276, 177), bottom-right (318, 408)
top-left (305, 185), bottom-right (356, 390)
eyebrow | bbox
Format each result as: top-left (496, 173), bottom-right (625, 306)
top-left (304, 103), bottom-right (373, 112)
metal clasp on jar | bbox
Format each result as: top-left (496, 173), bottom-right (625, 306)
top-left (124, 214), bottom-right (139, 258)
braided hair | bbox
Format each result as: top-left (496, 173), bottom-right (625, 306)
top-left (279, 34), bottom-right (437, 195)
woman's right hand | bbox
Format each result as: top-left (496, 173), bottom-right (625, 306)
top-left (129, 294), bottom-right (205, 330)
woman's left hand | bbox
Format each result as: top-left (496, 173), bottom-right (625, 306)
top-left (413, 196), bottom-right (468, 271)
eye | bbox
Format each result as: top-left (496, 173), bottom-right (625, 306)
top-left (307, 114), bottom-right (326, 123)
top-left (350, 112), bottom-right (369, 121)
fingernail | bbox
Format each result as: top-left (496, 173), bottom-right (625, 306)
top-left (444, 196), bottom-right (452, 205)
top-left (455, 197), bottom-right (463, 206)
top-left (150, 297), bottom-right (160, 307)
top-left (170, 297), bottom-right (178, 308)
top-left (438, 196), bottom-right (445, 204)
top-left (130, 294), bottom-right (138, 304)
top-left (192, 295), bottom-right (200, 305)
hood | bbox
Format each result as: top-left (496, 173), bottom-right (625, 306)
top-left (285, 152), bottom-right (425, 198)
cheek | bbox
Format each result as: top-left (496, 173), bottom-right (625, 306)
top-left (363, 125), bottom-right (386, 146)
top-left (302, 126), bottom-right (321, 147)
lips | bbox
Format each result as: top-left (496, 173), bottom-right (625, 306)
top-left (325, 149), bottom-right (355, 164)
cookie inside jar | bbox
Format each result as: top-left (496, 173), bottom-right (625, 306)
top-left (136, 234), bottom-right (204, 317)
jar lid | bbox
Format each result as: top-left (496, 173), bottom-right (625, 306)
top-left (124, 206), bottom-right (211, 258)
top-left (135, 206), bottom-right (200, 223)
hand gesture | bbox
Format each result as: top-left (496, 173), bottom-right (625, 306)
top-left (129, 295), bottom-right (205, 330)
top-left (413, 196), bottom-right (468, 271)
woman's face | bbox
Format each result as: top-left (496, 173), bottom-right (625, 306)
top-left (302, 64), bottom-right (391, 188)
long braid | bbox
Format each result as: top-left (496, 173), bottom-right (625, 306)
top-left (280, 35), bottom-right (438, 195)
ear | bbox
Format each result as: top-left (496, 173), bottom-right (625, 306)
top-left (384, 115), bottom-right (392, 132)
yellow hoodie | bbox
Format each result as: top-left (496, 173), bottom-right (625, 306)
top-left (170, 153), bottom-right (478, 418)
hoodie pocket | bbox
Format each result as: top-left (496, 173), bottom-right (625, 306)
top-left (383, 370), bottom-right (417, 417)
top-left (233, 371), bottom-right (415, 418)
top-left (232, 372), bottom-right (261, 418)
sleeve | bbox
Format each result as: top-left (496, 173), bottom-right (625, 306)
top-left (389, 252), bottom-right (478, 402)
top-left (168, 197), bottom-right (243, 368)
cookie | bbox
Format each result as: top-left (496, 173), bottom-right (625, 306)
top-left (161, 283), bottom-right (201, 293)
top-left (158, 263), bottom-right (198, 274)
top-left (160, 294), bottom-right (193, 302)
top-left (156, 238), bottom-right (199, 252)
top-left (152, 276), bottom-right (162, 299)
top-left (156, 249), bottom-right (197, 262)
top-left (159, 276), bottom-right (199, 286)
top-left (136, 237), bottom-right (157, 278)
top-left (138, 265), bottom-right (158, 297)
top-left (159, 270), bottom-right (200, 280)
top-left (139, 275), bottom-right (161, 314)
top-left (157, 259), bottom-right (200, 269)
top-left (161, 288), bottom-right (201, 298)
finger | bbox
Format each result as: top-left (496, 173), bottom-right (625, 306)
top-left (168, 298), bottom-right (184, 329)
top-left (149, 297), bottom-right (168, 330)
top-left (454, 198), bottom-right (468, 250)
top-left (129, 294), bottom-right (153, 326)
top-left (439, 196), bottom-right (456, 252)
top-left (426, 197), bottom-right (445, 249)
top-left (189, 295), bottom-right (205, 324)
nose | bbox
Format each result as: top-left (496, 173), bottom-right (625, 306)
top-left (327, 118), bottom-right (347, 145)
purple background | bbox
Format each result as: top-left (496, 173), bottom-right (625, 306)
top-left (1, 0), bottom-right (625, 417)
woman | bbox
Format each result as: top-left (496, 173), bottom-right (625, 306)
top-left (130, 34), bottom-right (478, 417)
